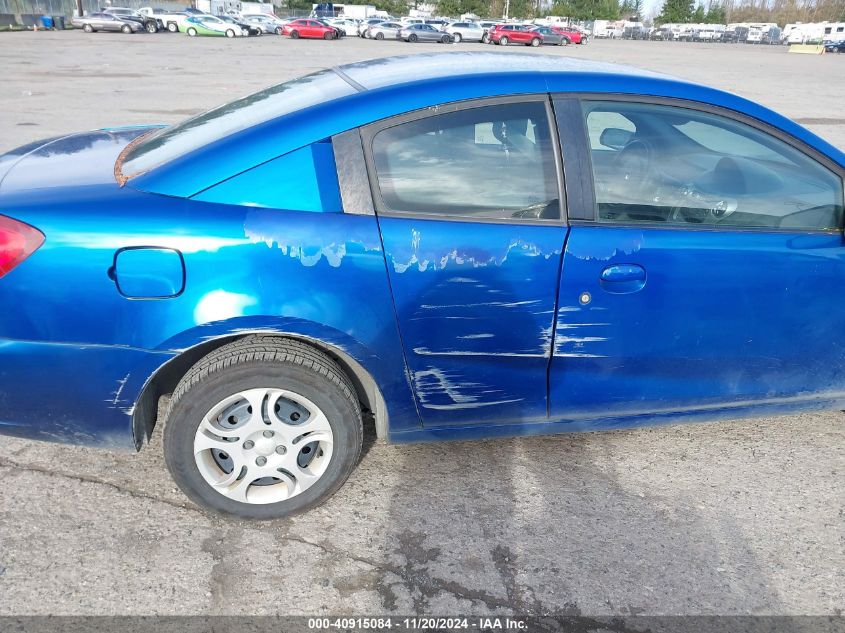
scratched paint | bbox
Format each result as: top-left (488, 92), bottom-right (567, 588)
top-left (243, 208), bottom-right (382, 268)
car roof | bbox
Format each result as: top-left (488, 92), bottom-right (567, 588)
top-left (336, 52), bottom-right (664, 90)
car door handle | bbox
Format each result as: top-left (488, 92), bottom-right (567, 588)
top-left (599, 264), bottom-right (646, 293)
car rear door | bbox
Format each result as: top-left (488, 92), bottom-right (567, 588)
top-left (360, 96), bottom-right (568, 427)
top-left (549, 96), bottom-right (845, 423)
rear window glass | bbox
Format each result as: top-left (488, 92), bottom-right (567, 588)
top-left (119, 69), bottom-right (355, 178)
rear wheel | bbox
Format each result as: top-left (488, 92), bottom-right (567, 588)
top-left (481, 33), bottom-right (489, 43)
top-left (164, 336), bottom-right (363, 519)
top-left (440, 34), bottom-right (450, 43)
top-left (225, 28), bottom-right (235, 37)
top-left (323, 31), bottom-right (332, 39)
top-left (375, 31), bottom-right (384, 39)
top-left (146, 22), bottom-right (157, 33)
top-left (290, 29), bottom-right (299, 38)
top-left (453, 31), bottom-right (462, 42)
top-left (530, 37), bottom-right (540, 46)
top-left (167, 21), bottom-right (178, 32)
top-left (187, 27), bottom-right (197, 36)
top-left (83, 23), bottom-right (93, 32)
top-left (275, 26), bottom-right (283, 35)
top-left (499, 35), bottom-right (508, 45)
top-left (121, 24), bottom-right (132, 33)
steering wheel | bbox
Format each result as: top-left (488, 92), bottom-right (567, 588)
top-left (612, 139), bottom-right (653, 199)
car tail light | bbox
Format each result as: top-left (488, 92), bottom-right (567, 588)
top-left (0, 215), bottom-right (44, 278)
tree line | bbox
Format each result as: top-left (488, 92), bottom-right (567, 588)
top-left (280, 0), bottom-right (845, 23)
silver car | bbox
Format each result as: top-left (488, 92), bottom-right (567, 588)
top-left (443, 21), bottom-right (485, 42)
top-left (400, 23), bottom-right (453, 43)
top-left (243, 14), bottom-right (285, 34)
top-left (72, 12), bottom-right (143, 33)
top-left (358, 18), bottom-right (383, 37)
top-left (366, 21), bottom-right (402, 40)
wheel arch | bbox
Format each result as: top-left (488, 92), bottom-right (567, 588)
top-left (132, 331), bottom-right (390, 450)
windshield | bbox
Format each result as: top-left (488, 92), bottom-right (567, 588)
top-left (119, 69), bottom-right (355, 179)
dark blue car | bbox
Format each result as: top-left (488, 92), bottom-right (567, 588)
top-left (1, 53), bottom-right (843, 518)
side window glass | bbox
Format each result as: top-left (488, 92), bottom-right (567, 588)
top-left (583, 101), bottom-right (844, 230)
top-left (371, 101), bottom-right (560, 221)
top-left (194, 140), bottom-right (342, 212)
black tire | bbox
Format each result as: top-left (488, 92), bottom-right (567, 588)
top-left (225, 29), bottom-right (235, 37)
top-left (167, 21), bottom-right (178, 32)
top-left (187, 27), bottom-right (197, 36)
top-left (83, 23), bottom-right (93, 32)
top-left (375, 31), bottom-right (384, 39)
top-left (453, 32), bottom-right (461, 42)
top-left (530, 37), bottom-right (540, 46)
top-left (499, 35), bottom-right (508, 45)
top-left (275, 26), bottom-right (283, 35)
top-left (121, 24), bottom-right (132, 33)
top-left (146, 22), bottom-right (157, 33)
top-left (164, 336), bottom-right (363, 519)
top-left (441, 34), bottom-right (450, 43)
top-left (323, 31), bottom-right (332, 39)
top-left (290, 29), bottom-right (299, 38)
top-left (408, 33), bottom-right (417, 42)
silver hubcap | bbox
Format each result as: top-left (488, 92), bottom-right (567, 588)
top-left (193, 388), bottom-right (334, 505)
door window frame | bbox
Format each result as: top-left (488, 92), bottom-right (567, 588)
top-left (553, 93), bottom-right (845, 233)
top-left (359, 94), bottom-right (568, 226)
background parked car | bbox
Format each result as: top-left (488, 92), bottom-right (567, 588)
top-left (825, 38), bottom-right (845, 52)
top-left (139, 8), bottom-right (191, 32)
top-left (72, 12), bottom-right (143, 33)
top-left (553, 25), bottom-right (586, 44)
top-left (243, 13), bottom-right (285, 34)
top-left (528, 25), bottom-right (569, 45)
top-left (283, 18), bottom-right (338, 39)
top-left (443, 21), bottom-right (485, 42)
top-left (316, 18), bottom-right (345, 37)
top-left (478, 20), bottom-right (497, 42)
top-left (102, 7), bottom-right (160, 32)
top-left (488, 24), bottom-right (542, 46)
top-left (220, 14), bottom-right (260, 36)
top-left (180, 15), bottom-right (246, 37)
top-left (358, 17), bottom-right (383, 36)
top-left (400, 23), bottom-right (453, 43)
top-left (326, 17), bottom-right (357, 35)
top-left (367, 21), bottom-right (402, 40)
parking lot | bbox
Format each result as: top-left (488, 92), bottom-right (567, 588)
top-left (0, 32), bottom-right (844, 617)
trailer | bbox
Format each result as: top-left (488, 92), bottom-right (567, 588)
top-left (312, 3), bottom-right (381, 19)
top-left (196, 0), bottom-right (241, 16)
top-left (241, 1), bottom-right (274, 16)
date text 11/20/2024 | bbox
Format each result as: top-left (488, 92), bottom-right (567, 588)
top-left (308, 617), bottom-right (528, 629)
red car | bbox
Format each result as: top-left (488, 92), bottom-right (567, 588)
top-left (282, 19), bottom-right (337, 39)
top-left (488, 24), bottom-right (542, 46)
top-left (552, 25), bottom-right (587, 44)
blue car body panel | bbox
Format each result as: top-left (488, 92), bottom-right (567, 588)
top-left (551, 227), bottom-right (845, 419)
top-left (1, 53), bottom-right (844, 449)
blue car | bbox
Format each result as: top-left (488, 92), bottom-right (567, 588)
top-left (1, 53), bottom-right (843, 518)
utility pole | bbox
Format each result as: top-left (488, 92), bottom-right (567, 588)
top-left (503, 0), bottom-right (509, 18)
top-left (76, 0), bottom-right (82, 16)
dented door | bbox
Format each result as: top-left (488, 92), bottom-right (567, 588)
top-left (379, 219), bottom-right (567, 426)
top-left (363, 96), bottom-right (567, 427)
